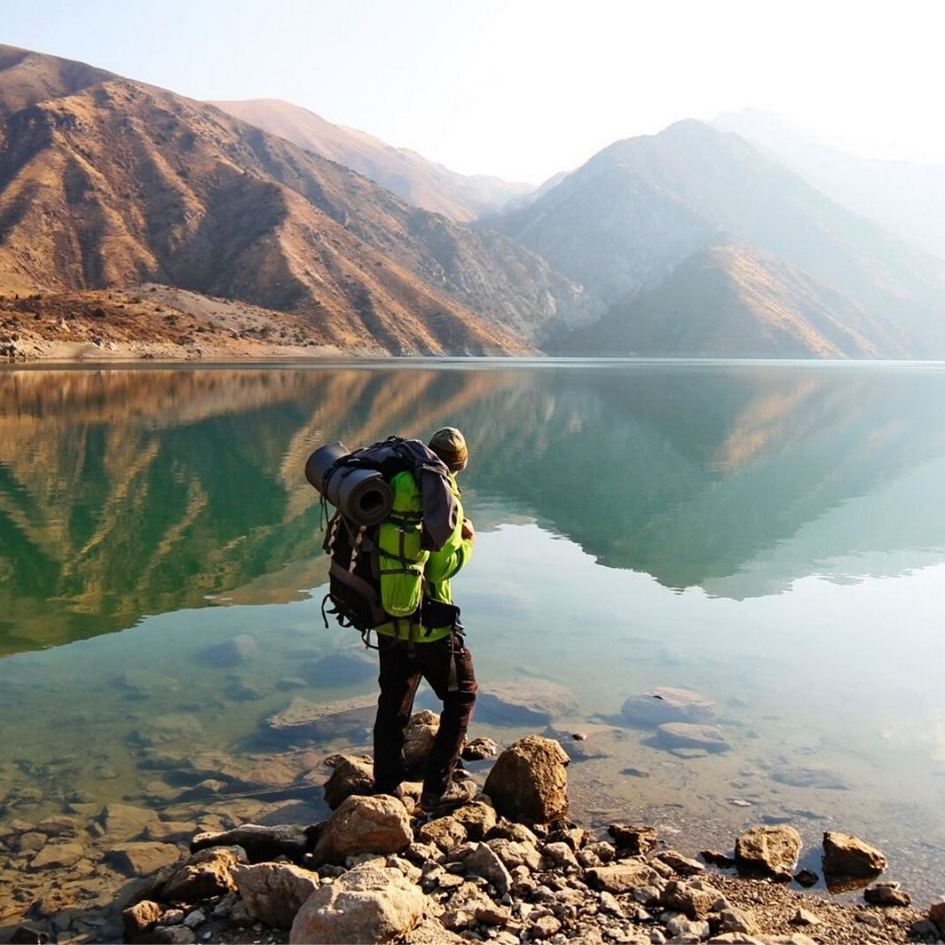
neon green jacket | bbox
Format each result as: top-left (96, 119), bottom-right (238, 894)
top-left (375, 470), bottom-right (472, 642)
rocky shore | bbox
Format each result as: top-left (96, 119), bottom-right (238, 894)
top-left (2, 725), bottom-right (944, 945)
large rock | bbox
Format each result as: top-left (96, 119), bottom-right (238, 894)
top-left (585, 861), bottom-right (664, 893)
top-left (233, 862), bottom-right (321, 928)
top-left (459, 842), bottom-right (513, 894)
top-left (160, 846), bottom-right (246, 903)
top-left (322, 755), bottom-right (376, 810)
top-left (621, 687), bottom-right (715, 727)
top-left (403, 710), bottom-right (440, 774)
top-left (483, 735), bottom-right (569, 825)
top-left (289, 863), bottom-right (425, 944)
top-left (312, 794), bottom-right (412, 866)
top-left (654, 722), bottom-right (730, 753)
top-left (822, 831), bottom-right (886, 879)
top-left (266, 695), bottom-right (376, 742)
top-left (930, 900), bottom-right (945, 935)
top-left (190, 823), bottom-right (312, 864)
top-left (104, 842), bottom-right (182, 877)
top-left (735, 824), bottom-right (802, 878)
top-left (474, 678), bottom-right (579, 726)
top-left (102, 803), bottom-right (161, 841)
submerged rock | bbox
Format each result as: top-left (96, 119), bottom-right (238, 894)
top-left (304, 647), bottom-right (376, 687)
top-left (621, 686), bottom-right (715, 727)
top-left (265, 695), bottom-right (375, 742)
top-left (654, 721), bottom-right (730, 753)
top-left (474, 678), bottom-right (579, 725)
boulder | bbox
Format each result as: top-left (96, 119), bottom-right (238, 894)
top-left (621, 687), bottom-right (715, 727)
top-left (451, 801), bottom-right (497, 841)
top-left (930, 900), bottom-right (945, 935)
top-left (460, 842), bottom-right (513, 894)
top-left (482, 735), bottom-right (569, 825)
top-left (475, 678), bottom-right (579, 725)
top-left (312, 794), bottom-right (412, 866)
top-left (104, 842), bottom-right (182, 877)
top-left (659, 878), bottom-right (723, 919)
top-left (585, 861), bottom-right (664, 893)
top-left (654, 722), bottom-right (730, 753)
top-left (102, 803), bottom-right (160, 841)
top-left (322, 755), bottom-right (376, 810)
top-left (266, 695), bottom-right (376, 741)
top-left (735, 824), bottom-right (802, 878)
top-left (416, 815), bottom-right (468, 854)
top-left (232, 862), bottom-right (321, 928)
top-left (190, 823), bottom-right (312, 864)
top-left (864, 881), bottom-right (911, 907)
top-left (822, 831), bottom-right (886, 879)
top-left (28, 841), bottom-right (86, 870)
top-left (461, 737), bottom-right (498, 761)
top-left (607, 822), bottom-right (658, 856)
top-left (161, 846), bottom-right (246, 903)
top-left (403, 710), bottom-right (440, 774)
top-left (289, 863), bottom-right (425, 944)
top-left (122, 900), bottom-right (164, 937)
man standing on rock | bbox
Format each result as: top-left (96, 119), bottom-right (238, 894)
top-left (372, 427), bottom-right (479, 813)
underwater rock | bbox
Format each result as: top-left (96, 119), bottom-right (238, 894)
top-left (304, 647), bottom-right (376, 687)
top-left (198, 634), bottom-right (258, 667)
top-left (654, 722), bottom-right (730, 753)
top-left (474, 678), bottom-right (579, 726)
top-left (621, 687), bottom-right (715, 728)
top-left (771, 766), bottom-right (848, 790)
top-left (265, 695), bottom-right (375, 742)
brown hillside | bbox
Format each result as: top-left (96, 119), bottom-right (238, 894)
top-left (562, 243), bottom-right (915, 358)
top-left (0, 45), bottom-right (594, 356)
top-left (211, 98), bottom-right (534, 222)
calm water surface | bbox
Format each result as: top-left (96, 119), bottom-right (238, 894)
top-left (1, 360), bottom-right (944, 900)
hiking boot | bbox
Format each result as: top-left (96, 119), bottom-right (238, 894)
top-left (420, 779), bottom-right (476, 814)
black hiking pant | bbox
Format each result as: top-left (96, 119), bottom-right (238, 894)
top-left (373, 631), bottom-right (478, 796)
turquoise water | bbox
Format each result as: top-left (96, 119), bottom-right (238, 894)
top-left (1, 360), bottom-right (944, 900)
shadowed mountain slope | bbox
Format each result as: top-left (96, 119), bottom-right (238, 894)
top-left (490, 120), bottom-right (945, 358)
top-left (562, 242), bottom-right (913, 358)
top-left (211, 98), bottom-right (535, 223)
top-left (0, 44), bottom-right (596, 355)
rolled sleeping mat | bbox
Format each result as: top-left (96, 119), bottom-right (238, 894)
top-left (305, 442), bottom-right (349, 492)
top-left (305, 442), bottom-right (393, 525)
top-left (332, 466), bottom-right (392, 526)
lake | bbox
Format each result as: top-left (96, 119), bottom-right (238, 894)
top-left (1, 359), bottom-right (944, 905)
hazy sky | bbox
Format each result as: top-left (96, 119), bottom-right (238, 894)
top-left (4, 0), bottom-right (944, 183)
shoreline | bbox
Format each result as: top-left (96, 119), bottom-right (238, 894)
top-left (1, 735), bottom-right (943, 945)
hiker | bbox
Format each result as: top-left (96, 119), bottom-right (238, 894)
top-left (372, 427), bottom-right (479, 812)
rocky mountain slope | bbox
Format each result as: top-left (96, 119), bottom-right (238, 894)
top-left (489, 120), bottom-right (945, 358)
top-left (0, 44), bottom-right (596, 357)
top-left (4, 43), bottom-right (945, 360)
top-left (211, 97), bottom-right (535, 223)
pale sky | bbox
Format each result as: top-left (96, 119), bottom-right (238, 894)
top-left (4, 0), bottom-right (944, 183)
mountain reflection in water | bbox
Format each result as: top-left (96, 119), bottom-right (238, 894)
top-left (2, 361), bottom-right (945, 654)
top-left (2, 360), bottom-right (945, 908)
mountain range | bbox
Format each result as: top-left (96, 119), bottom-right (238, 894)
top-left (2, 42), bottom-right (945, 359)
